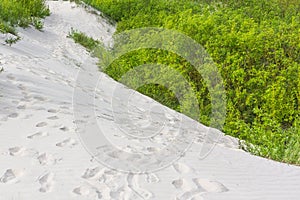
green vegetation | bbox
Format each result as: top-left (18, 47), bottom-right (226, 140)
top-left (68, 29), bottom-right (100, 51)
top-left (0, 0), bottom-right (50, 36)
top-left (77, 0), bottom-right (300, 164)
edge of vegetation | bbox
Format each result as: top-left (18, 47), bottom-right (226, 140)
top-left (0, 0), bottom-right (50, 44)
top-left (72, 0), bottom-right (300, 165)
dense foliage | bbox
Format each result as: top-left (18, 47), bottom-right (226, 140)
top-left (0, 0), bottom-right (50, 36)
top-left (80, 0), bottom-right (300, 164)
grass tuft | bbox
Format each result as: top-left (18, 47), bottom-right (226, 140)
top-left (0, 0), bottom-right (50, 41)
top-left (68, 29), bottom-right (100, 51)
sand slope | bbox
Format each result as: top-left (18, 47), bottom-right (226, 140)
top-left (0, 1), bottom-right (300, 199)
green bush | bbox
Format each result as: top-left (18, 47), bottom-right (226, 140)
top-left (81, 0), bottom-right (300, 164)
top-left (68, 29), bottom-right (100, 50)
top-left (0, 0), bottom-right (50, 35)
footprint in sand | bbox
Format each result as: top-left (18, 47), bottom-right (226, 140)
top-left (73, 119), bottom-right (87, 124)
top-left (96, 191), bottom-right (103, 199)
top-left (192, 178), bottom-right (229, 193)
top-left (173, 162), bottom-right (190, 174)
top-left (146, 173), bottom-right (160, 183)
top-left (171, 162), bottom-right (229, 200)
top-left (127, 173), bottom-right (153, 200)
top-left (17, 104), bottom-right (26, 110)
top-left (172, 178), bottom-right (189, 190)
top-left (73, 186), bottom-right (90, 196)
top-left (8, 146), bottom-right (38, 157)
top-left (38, 172), bottom-right (54, 193)
top-left (59, 105), bottom-right (70, 110)
top-left (20, 98), bottom-right (30, 103)
top-left (8, 146), bottom-right (26, 156)
top-left (110, 186), bottom-right (128, 199)
top-left (176, 179), bottom-right (228, 200)
top-left (59, 126), bottom-right (69, 132)
top-left (172, 178), bottom-right (228, 200)
top-left (0, 116), bottom-right (8, 122)
top-left (47, 108), bottom-right (59, 113)
top-left (56, 138), bottom-right (77, 147)
top-left (23, 114), bottom-right (34, 119)
top-left (17, 84), bottom-right (26, 91)
top-left (82, 166), bottom-right (102, 179)
top-left (47, 115), bottom-right (59, 120)
top-left (33, 96), bottom-right (47, 102)
top-left (33, 106), bottom-right (46, 111)
top-left (36, 122), bottom-right (48, 127)
top-left (8, 113), bottom-right (19, 118)
top-left (37, 153), bottom-right (57, 165)
top-left (6, 74), bottom-right (15, 80)
top-left (27, 131), bottom-right (48, 139)
top-left (0, 169), bottom-right (24, 183)
top-left (11, 100), bottom-right (19, 105)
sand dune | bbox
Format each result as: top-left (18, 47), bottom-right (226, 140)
top-left (0, 1), bottom-right (300, 199)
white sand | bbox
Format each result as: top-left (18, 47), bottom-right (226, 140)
top-left (0, 1), bottom-right (300, 199)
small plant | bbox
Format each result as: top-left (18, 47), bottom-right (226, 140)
top-left (5, 36), bottom-right (20, 46)
top-left (0, 21), bottom-right (17, 35)
top-left (33, 18), bottom-right (43, 30)
top-left (68, 28), bottom-right (99, 51)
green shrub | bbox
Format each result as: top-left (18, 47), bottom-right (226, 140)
top-left (68, 29), bottom-right (100, 51)
top-left (0, 0), bottom-right (50, 35)
top-left (81, 0), bottom-right (300, 165)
